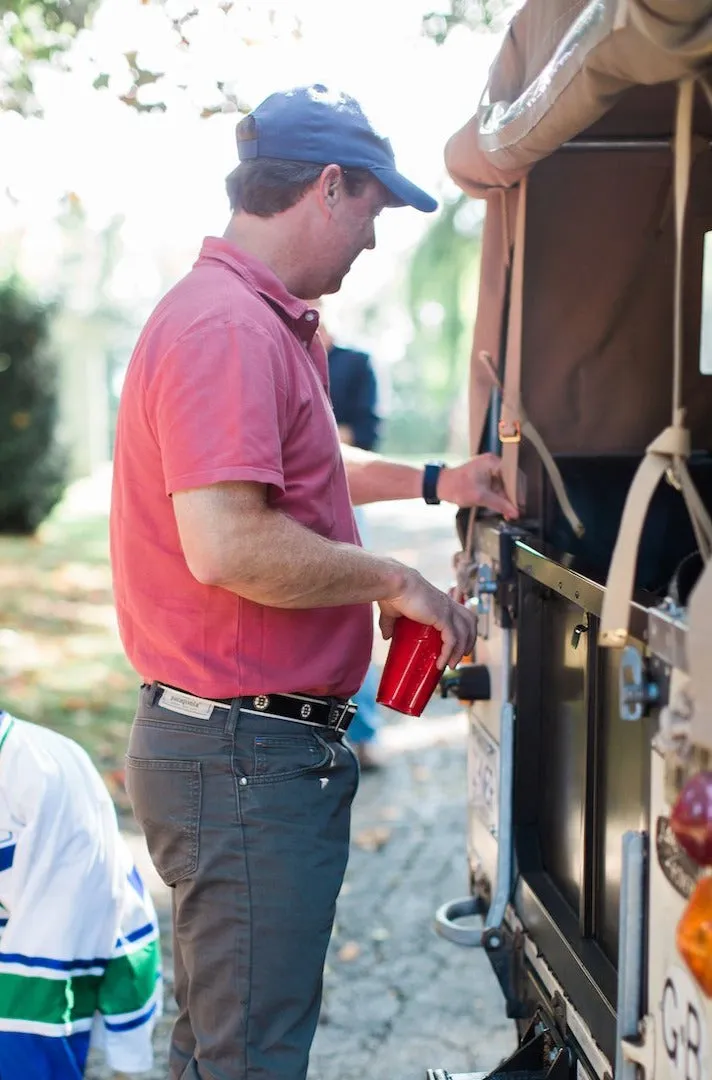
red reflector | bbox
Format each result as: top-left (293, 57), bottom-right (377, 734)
top-left (677, 876), bottom-right (712, 997)
top-left (670, 771), bottom-right (712, 866)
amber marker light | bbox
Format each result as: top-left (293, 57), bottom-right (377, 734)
top-left (676, 876), bottom-right (712, 997)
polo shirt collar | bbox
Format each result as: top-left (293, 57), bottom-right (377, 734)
top-left (196, 237), bottom-right (319, 344)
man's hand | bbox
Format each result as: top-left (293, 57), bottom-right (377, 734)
top-left (378, 569), bottom-right (476, 670)
top-left (437, 453), bottom-right (518, 517)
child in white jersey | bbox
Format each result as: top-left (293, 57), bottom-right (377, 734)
top-left (0, 710), bottom-right (162, 1079)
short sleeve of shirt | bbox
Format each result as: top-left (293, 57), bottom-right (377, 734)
top-left (148, 319), bottom-right (288, 497)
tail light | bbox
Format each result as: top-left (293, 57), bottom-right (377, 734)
top-left (671, 772), bottom-right (712, 996)
top-left (676, 876), bottom-right (712, 997)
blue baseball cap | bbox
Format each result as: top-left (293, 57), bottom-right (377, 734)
top-left (237, 84), bottom-right (438, 213)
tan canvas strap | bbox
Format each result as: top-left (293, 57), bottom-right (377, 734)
top-left (464, 177), bottom-right (587, 566)
top-left (460, 190), bottom-right (514, 587)
top-left (468, 189), bottom-right (513, 458)
top-left (702, 76), bottom-right (712, 134)
top-left (479, 351), bottom-right (585, 537)
top-left (600, 78), bottom-right (712, 646)
top-left (499, 178), bottom-right (527, 503)
top-left (495, 178), bottom-right (584, 536)
top-left (672, 80), bottom-right (692, 416)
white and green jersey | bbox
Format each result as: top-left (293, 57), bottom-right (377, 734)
top-left (0, 711), bottom-right (161, 1078)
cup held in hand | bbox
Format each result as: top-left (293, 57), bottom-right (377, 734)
top-left (376, 616), bottom-right (443, 717)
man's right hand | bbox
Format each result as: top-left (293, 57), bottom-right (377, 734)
top-left (378, 569), bottom-right (476, 670)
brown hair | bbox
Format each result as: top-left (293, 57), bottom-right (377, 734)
top-left (225, 159), bottom-right (373, 217)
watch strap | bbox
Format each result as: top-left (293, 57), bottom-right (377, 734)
top-left (423, 462), bottom-right (445, 505)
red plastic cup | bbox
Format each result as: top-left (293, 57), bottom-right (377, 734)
top-left (376, 617), bottom-right (443, 716)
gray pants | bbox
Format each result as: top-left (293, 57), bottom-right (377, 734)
top-left (125, 684), bottom-right (359, 1080)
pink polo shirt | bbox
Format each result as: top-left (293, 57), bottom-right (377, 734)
top-left (110, 237), bottom-right (373, 699)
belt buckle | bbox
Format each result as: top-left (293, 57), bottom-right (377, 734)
top-left (498, 418), bottom-right (521, 444)
top-left (329, 701), bottom-right (355, 733)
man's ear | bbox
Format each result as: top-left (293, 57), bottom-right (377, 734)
top-left (318, 164), bottom-right (343, 211)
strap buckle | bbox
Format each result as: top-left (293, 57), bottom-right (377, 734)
top-left (498, 418), bottom-right (521, 444)
top-left (329, 701), bottom-right (356, 732)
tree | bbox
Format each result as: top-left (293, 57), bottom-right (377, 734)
top-left (0, 0), bottom-right (513, 118)
top-left (0, 0), bottom-right (299, 117)
top-left (0, 1), bottom-right (96, 113)
top-left (422, 0), bottom-right (512, 44)
top-left (0, 275), bottom-right (68, 533)
top-left (382, 195), bottom-right (483, 456)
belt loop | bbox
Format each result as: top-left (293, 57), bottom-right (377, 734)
top-left (150, 682), bottom-right (163, 707)
top-left (226, 696), bottom-right (242, 735)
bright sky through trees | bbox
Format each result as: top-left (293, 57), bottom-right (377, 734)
top-left (0, 0), bottom-right (503, 335)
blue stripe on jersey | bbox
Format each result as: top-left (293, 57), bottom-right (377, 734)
top-left (0, 951), bottom-right (106, 972)
top-left (127, 864), bottom-right (145, 898)
top-left (0, 1028), bottom-right (90, 1079)
top-left (116, 921), bottom-right (155, 948)
top-left (0, 921), bottom-right (158, 970)
top-left (104, 999), bottom-right (157, 1033)
top-left (0, 845), bottom-right (15, 873)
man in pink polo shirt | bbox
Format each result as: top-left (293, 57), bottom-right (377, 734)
top-left (111, 84), bottom-right (516, 1080)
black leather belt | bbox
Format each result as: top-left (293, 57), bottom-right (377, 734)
top-left (156, 684), bottom-right (357, 735)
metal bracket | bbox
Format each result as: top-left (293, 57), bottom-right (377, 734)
top-left (426, 1073), bottom-right (488, 1080)
top-left (619, 645), bottom-right (660, 721)
top-left (427, 1011), bottom-right (571, 1080)
top-left (475, 564), bottom-right (497, 639)
top-left (615, 832), bottom-right (647, 1080)
top-left (498, 418), bottom-right (522, 444)
top-left (434, 697), bottom-right (514, 947)
top-left (621, 1014), bottom-right (656, 1080)
top-left (551, 992), bottom-right (568, 1041)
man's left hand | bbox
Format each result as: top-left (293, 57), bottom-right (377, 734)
top-left (437, 453), bottom-right (519, 518)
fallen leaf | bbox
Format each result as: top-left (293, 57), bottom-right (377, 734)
top-left (353, 825), bottom-right (392, 852)
top-left (337, 941), bottom-right (361, 962)
top-left (102, 769), bottom-right (132, 812)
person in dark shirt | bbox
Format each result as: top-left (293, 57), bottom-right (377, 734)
top-left (327, 343), bottom-right (380, 452)
top-left (319, 316), bottom-right (383, 769)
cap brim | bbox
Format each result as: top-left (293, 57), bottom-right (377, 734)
top-left (369, 166), bottom-right (438, 213)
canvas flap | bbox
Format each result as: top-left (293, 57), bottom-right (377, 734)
top-left (445, 0), bottom-right (712, 196)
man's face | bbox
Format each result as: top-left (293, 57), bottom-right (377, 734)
top-left (311, 174), bottom-right (390, 296)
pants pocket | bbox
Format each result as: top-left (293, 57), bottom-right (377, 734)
top-left (125, 756), bottom-right (202, 886)
top-left (250, 731), bottom-right (333, 784)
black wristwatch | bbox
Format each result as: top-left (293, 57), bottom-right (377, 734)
top-left (423, 461), bottom-right (446, 505)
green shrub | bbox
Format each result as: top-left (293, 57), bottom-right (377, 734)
top-left (0, 276), bottom-right (68, 534)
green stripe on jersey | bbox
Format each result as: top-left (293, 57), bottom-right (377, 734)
top-left (0, 971), bottom-right (101, 1024)
top-left (99, 939), bottom-right (161, 1017)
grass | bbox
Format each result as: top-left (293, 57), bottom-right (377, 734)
top-left (0, 467), bottom-right (137, 782)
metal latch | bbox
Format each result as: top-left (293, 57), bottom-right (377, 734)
top-left (474, 564), bottom-right (497, 639)
top-left (619, 645), bottom-right (660, 722)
